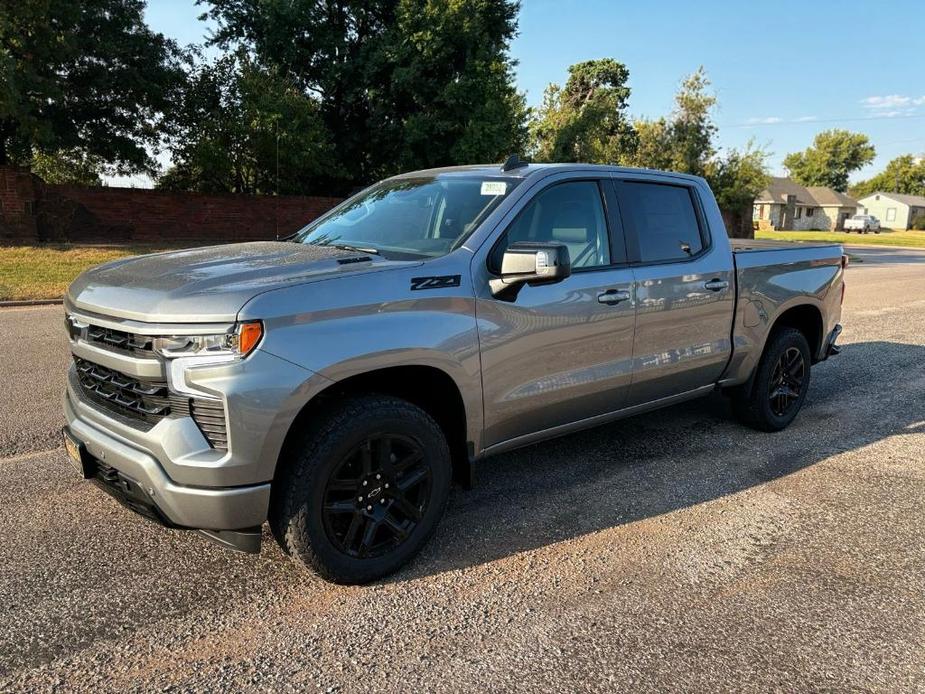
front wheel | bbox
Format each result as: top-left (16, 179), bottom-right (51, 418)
top-left (270, 395), bottom-right (452, 584)
top-left (731, 327), bottom-right (811, 432)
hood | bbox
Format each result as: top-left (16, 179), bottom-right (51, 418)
top-left (66, 241), bottom-right (416, 323)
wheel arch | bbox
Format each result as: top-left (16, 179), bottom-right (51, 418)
top-left (770, 303), bottom-right (824, 362)
top-left (275, 364), bottom-right (474, 492)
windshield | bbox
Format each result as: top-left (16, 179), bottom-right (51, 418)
top-left (293, 176), bottom-right (520, 259)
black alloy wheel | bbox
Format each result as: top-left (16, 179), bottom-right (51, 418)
top-left (321, 435), bottom-right (431, 559)
top-left (270, 394), bottom-right (452, 584)
top-left (768, 346), bottom-right (805, 417)
top-left (730, 327), bottom-right (812, 432)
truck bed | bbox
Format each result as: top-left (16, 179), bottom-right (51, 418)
top-left (729, 238), bottom-right (842, 253)
top-left (720, 236), bottom-right (844, 387)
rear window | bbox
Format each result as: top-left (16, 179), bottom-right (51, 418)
top-left (616, 182), bottom-right (704, 263)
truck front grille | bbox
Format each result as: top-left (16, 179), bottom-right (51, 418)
top-left (74, 357), bottom-right (170, 422)
top-left (72, 357), bottom-right (229, 451)
top-left (85, 325), bottom-right (154, 356)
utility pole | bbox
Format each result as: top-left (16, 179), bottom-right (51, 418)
top-left (275, 118), bottom-right (280, 241)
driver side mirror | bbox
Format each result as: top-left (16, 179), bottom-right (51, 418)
top-left (489, 242), bottom-right (571, 298)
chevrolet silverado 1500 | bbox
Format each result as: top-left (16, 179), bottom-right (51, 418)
top-left (62, 160), bottom-right (845, 583)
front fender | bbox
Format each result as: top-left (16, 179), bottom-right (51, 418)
top-left (239, 260), bottom-right (484, 456)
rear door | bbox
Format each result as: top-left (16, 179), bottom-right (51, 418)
top-left (475, 174), bottom-right (636, 449)
top-left (613, 177), bottom-right (734, 406)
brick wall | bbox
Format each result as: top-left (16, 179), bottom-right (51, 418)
top-left (0, 166), bottom-right (342, 245)
top-left (0, 167), bottom-right (41, 243)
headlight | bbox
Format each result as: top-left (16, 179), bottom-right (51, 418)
top-left (153, 321), bottom-right (263, 359)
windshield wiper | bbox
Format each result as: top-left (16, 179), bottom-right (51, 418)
top-left (319, 241), bottom-right (380, 255)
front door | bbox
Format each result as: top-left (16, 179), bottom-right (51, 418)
top-left (613, 178), bottom-right (735, 406)
top-left (476, 178), bottom-right (636, 449)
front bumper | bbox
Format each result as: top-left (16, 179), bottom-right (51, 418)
top-left (63, 344), bottom-right (325, 551)
top-left (63, 423), bottom-right (263, 552)
top-left (64, 391), bottom-right (270, 535)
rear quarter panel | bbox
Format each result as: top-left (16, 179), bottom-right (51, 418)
top-left (722, 242), bottom-right (844, 386)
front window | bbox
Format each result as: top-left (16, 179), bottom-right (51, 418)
top-left (293, 176), bottom-right (520, 260)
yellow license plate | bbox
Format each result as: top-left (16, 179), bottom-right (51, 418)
top-left (63, 430), bottom-right (85, 476)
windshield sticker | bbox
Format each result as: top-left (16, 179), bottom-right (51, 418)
top-left (481, 181), bottom-right (507, 196)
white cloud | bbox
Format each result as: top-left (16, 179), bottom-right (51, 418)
top-left (794, 115), bottom-right (817, 122)
top-left (860, 94), bottom-right (925, 109)
top-left (746, 116), bottom-right (783, 124)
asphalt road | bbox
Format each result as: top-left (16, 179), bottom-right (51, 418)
top-left (1, 250), bottom-right (924, 691)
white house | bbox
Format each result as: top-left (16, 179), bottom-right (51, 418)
top-left (855, 192), bottom-right (925, 230)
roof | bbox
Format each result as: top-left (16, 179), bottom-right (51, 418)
top-left (755, 177), bottom-right (858, 207)
top-left (391, 162), bottom-right (707, 185)
top-left (856, 191), bottom-right (925, 207)
top-left (805, 186), bottom-right (859, 207)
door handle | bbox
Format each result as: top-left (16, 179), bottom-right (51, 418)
top-left (704, 278), bottom-right (729, 292)
top-left (597, 289), bottom-right (631, 305)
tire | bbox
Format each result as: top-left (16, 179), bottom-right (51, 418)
top-left (732, 327), bottom-right (812, 432)
top-left (269, 395), bottom-right (452, 584)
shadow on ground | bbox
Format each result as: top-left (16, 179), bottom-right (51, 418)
top-left (400, 340), bottom-right (925, 579)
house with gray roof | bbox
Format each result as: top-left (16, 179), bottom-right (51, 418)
top-left (753, 177), bottom-right (859, 231)
top-left (855, 192), bottom-right (925, 229)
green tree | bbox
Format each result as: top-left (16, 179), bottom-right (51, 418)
top-left (666, 67), bottom-right (716, 176)
top-left (783, 130), bottom-right (875, 192)
top-left (202, 0), bottom-right (526, 190)
top-left (621, 66), bottom-right (716, 176)
top-left (625, 118), bottom-right (673, 171)
top-left (528, 58), bottom-right (636, 163)
top-left (0, 0), bottom-right (185, 172)
top-left (850, 154), bottom-right (925, 198)
top-left (29, 150), bottom-right (103, 185)
top-left (159, 53), bottom-right (336, 195)
top-left (706, 141), bottom-right (770, 238)
top-left (623, 68), bottom-right (769, 238)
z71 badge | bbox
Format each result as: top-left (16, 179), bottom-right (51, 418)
top-left (410, 275), bottom-right (461, 291)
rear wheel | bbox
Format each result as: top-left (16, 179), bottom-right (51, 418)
top-left (732, 327), bottom-right (811, 432)
top-left (270, 395), bottom-right (452, 584)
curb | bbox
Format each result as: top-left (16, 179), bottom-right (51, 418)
top-left (842, 244), bottom-right (925, 251)
top-left (0, 298), bottom-right (63, 308)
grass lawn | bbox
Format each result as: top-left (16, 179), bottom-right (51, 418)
top-left (0, 245), bottom-right (173, 302)
top-left (756, 228), bottom-right (925, 248)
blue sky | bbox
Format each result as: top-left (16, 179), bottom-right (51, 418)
top-left (144, 0), bottom-right (925, 183)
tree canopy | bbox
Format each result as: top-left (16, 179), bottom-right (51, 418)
top-left (850, 154), bottom-right (925, 198)
top-left (528, 58), bottom-right (636, 163)
top-left (0, 0), bottom-right (185, 171)
top-left (621, 67), bottom-right (717, 176)
top-left (29, 149), bottom-right (103, 186)
top-left (783, 130), bottom-right (875, 192)
top-left (159, 52), bottom-right (336, 195)
top-left (529, 63), bottom-right (768, 235)
top-left (198, 0), bottom-right (527, 192)
top-left (706, 141), bottom-right (770, 237)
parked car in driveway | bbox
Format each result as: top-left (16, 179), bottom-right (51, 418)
top-left (61, 159), bottom-right (846, 584)
top-left (844, 214), bottom-right (881, 233)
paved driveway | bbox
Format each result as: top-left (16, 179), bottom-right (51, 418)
top-left (1, 250), bottom-right (924, 691)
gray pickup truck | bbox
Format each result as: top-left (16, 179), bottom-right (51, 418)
top-left (62, 161), bottom-right (845, 583)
